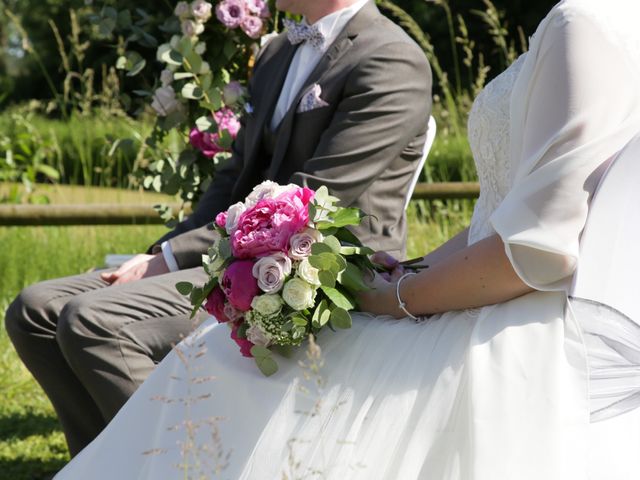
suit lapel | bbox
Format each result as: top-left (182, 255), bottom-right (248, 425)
top-left (267, 1), bottom-right (382, 179)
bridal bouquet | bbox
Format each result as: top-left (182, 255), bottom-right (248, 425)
top-left (177, 181), bottom-right (375, 376)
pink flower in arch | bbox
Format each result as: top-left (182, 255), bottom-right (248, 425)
top-left (216, 0), bottom-right (245, 28)
top-left (189, 108), bottom-right (240, 158)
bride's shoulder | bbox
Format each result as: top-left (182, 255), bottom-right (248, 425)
top-left (532, 0), bottom-right (640, 51)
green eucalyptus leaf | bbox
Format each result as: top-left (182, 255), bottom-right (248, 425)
top-left (311, 243), bottom-right (333, 255)
top-left (127, 58), bottom-right (146, 77)
top-left (330, 308), bottom-right (352, 329)
top-left (218, 237), bottom-right (232, 260)
top-left (181, 83), bottom-right (203, 100)
top-left (318, 270), bottom-right (336, 288)
top-left (338, 262), bottom-right (371, 293)
top-left (311, 300), bottom-right (328, 328)
top-left (321, 286), bottom-right (356, 310)
top-left (175, 281), bottom-right (193, 296)
top-left (173, 72), bottom-right (195, 80)
top-left (251, 346), bottom-right (279, 377)
top-left (158, 45), bottom-right (183, 66)
top-left (195, 115), bottom-right (214, 132)
top-left (323, 235), bottom-right (341, 253)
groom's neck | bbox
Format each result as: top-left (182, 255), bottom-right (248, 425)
top-left (280, 0), bottom-right (362, 25)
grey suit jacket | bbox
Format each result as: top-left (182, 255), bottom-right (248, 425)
top-left (153, 1), bottom-right (432, 267)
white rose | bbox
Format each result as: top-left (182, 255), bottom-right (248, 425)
top-left (174, 1), bottom-right (190, 18)
top-left (246, 324), bottom-right (271, 347)
top-left (297, 258), bottom-right (321, 286)
top-left (160, 69), bottom-right (173, 87)
top-left (251, 294), bottom-right (283, 317)
top-left (245, 180), bottom-right (280, 207)
top-left (151, 86), bottom-right (180, 116)
top-left (194, 41), bottom-right (207, 55)
top-left (181, 19), bottom-right (204, 37)
top-left (244, 181), bottom-right (296, 207)
top-left (225, 202), bottom-right (246, 234)
top-left (252, 253), bottom-right (292, 293)
top-left (191, 0), bottom-right (213, 22)
top-left (282, 278), bottom-right (316, 311)
top-left (289, 228), bottom-right (323, 260)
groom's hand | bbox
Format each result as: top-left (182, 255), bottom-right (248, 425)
top-left (101, 254), bottom-right (170, 286)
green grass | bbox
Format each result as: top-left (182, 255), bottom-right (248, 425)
top-left (0, 188), bottom-right (471, 479)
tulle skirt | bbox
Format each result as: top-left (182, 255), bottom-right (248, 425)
top-left (55, 290), bottom-right (640, 479)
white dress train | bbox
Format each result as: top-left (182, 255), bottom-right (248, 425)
top-left (56, 1), bottom-right (640, 478)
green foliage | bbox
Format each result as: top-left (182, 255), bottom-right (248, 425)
top-left (0, 106), bottom-right (148, 202)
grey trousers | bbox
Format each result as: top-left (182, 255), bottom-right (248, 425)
top-left (4, 267), bottom-right (208, 456)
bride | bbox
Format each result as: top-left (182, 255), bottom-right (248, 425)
top-left (56, 1), bottom-right (640, 478)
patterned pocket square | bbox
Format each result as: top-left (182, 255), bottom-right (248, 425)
top-left (297, 84), bottom-right (329, 113)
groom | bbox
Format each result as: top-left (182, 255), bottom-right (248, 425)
top-left (5, 0), bottom-right (431, 456)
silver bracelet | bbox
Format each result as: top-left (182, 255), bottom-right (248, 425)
top-left (396, 272), bottom-right (418, 320)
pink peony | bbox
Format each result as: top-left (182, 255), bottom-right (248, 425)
top-left (205, 287), bottom-right (230, 323)
top-left (189, 108), bottom-right (241, 158)
top-left (231, 321), bottom-right (255, 357)
top-left (215, 211), bottom-right (227, 228)
top-left (216, 0), bottom-right (245, 28)
top-left (221, 260), bottom-right (260, 311)
top-left (231, 187), bottom-right (315, 259)
top-left (241, 15), bottom-right (263, 39)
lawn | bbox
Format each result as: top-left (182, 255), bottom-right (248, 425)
top-left (0, 190), bottom-right (471, 479)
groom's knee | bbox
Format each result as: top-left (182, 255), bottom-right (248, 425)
top-left (5, 284), bottom-right (48, 348)
top-left (56, 296), bottom-right (104, 364)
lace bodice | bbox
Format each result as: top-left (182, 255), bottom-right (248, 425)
top-left (467, 55), bottom-right (525, 245)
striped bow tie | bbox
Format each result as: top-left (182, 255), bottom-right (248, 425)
top-left (284, 19), bottom-right (325, 50)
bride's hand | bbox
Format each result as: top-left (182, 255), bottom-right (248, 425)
top-left (356, 264), bottom-right (406, 318)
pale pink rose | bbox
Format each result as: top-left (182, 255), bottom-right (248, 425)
top-left (221, 260), bottom-right (260, 311)
top-left (191, 0), bottom-right (212, 22)
top-left (151, 86), bottom-right (180, 116)
top-left (231, 188), bottom-right (315, 259)
top-left (252, 252), bottom-right (292, 293)
top-left (205, 287), bottom-right (230, 322)
top-left (289, 228), bottom-right (323, 260)
top-left (241, 15), bottom-right (263, 39)
top-left (225, 202), bottom-right (246, 234)
top-left (174, 1), bottom-right (190, 18)
top-left (223, 81), bottom-right (245, 106)
top-left (246, 324), bottom-right (271, 347)
top-left (216, 0), bottom-right (244, 29)
top-left (160, 69), bottom-right (173, 87)
top-left (182, 19), bottom-right (204, 37)
top-left (223, 303), bottom-right (242, 321)
top-left (230, 320), bottom-right (254, 357)
top-left (245, 0), bottom-right (265, 15)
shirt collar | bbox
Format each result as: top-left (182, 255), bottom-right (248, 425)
top-left (305, 0), bottom-right (370, 51)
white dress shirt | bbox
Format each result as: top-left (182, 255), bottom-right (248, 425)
top-left (270, 0), bottom-right (370, 129)
top-left (162, 0), bottom-right (370, 271)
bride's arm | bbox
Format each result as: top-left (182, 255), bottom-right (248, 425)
top-left (359, 234), bottom-right (534, 318)
top-left (403, 227), bottom-right (470, 268)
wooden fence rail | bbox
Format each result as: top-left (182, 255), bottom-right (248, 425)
top-left (0, 182), bottom-right (480, 226)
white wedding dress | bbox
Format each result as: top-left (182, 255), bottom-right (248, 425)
top-left (56, 1), bottom-right (640, 478)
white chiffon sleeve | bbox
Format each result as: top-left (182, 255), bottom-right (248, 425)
top-left (490, 5), bottom-right (640, 291)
